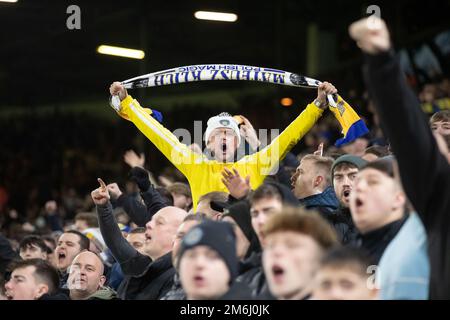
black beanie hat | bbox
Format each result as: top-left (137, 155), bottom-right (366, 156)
top-left (178, 220), bottom-right (238, 280)
top-left (361, 156), bottom-right (395, 178)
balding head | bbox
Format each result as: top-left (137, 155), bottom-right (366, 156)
top-left (67, 251), bottom-right (106, 300)
top-left (144, 206), bottom-right (188, 260)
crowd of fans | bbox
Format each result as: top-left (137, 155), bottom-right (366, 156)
top-left (0, 17), bottom-right (449, 300)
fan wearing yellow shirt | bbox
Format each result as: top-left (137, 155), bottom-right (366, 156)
top-left (109, 81), bottom-right (359, 210)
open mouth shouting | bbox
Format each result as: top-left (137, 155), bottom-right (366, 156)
top-left (271, 264), bottom-right (286, 284)
top-left (192, 274), bottom-right (206, 287)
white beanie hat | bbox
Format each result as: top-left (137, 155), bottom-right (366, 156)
top-left (204, 112), bottom-right (241, 146)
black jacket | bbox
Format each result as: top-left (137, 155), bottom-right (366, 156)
top-left (328, 207), bottom-right (359, 246)
top-left (357, 215), bottom-right (408, 264)
top-left (219, 281), bottom-right (254, 300)
top-left (236, 252), bottom-right (270, 298)
top-left (364, 50), bottom-right (450, 299)
top-left (160, 273), bottom-right (186, 300)
top-left (120, 252), bottom-right (175, 300)
top-left (97, 202), bottom-right (174, 300)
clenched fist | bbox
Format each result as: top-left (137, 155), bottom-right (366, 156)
top-left (109, 82), bottom-right (128, 101)
top-left (349, 16), bottom-right (391, 55)
top-left (316, 82), bottom-right (338, 109)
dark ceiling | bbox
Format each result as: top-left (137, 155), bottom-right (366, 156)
top-left (1, 0), bottom-right (449, 108)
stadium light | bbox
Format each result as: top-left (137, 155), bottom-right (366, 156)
top-left (0, 0), bottom-right (19, 2)
top-left (194, 11), bottom-right (238, 22)
top-left (97, 45), bottom-right (145, 60)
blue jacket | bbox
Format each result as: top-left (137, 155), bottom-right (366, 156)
top-left (377, 213), bottom-right (429, 300)
top-left (298, 186), bottom-right (339, 213)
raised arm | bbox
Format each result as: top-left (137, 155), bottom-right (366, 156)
top-left (109, 82), bottom-right (202, 177)
top-left (92, 178), bottom-right (148, 276)
top-left (246, 83), bottom-right (335, 183)
top-left (350, 17), bottom-right (450, 221)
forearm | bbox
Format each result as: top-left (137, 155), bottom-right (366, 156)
top-left (364, 50), bottom-right (440, 214)
top-left (96, 202), bottom-right (140, 263)
top-left (140, 185), bottom-right (168, 219)
top-left (116, 193), bottom-right (149, 227)
top-left (254, 103), bottom-right (323, 174)
top-left (119, 95), bottom-right (197, 175)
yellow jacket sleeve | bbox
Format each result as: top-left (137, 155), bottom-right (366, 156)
top-left (243, 102), bottom-right (323, 186)
top-left (118, 95), bottom-right (202, 176)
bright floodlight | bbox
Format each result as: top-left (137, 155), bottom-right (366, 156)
top-left (97, 45), bottom-right (145, 60)
top-left (194, 11), bottom-right (238, 22)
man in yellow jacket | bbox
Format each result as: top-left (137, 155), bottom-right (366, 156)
top-left (109, 82), bottom-right (360, 210)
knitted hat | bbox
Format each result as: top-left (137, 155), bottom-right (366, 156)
top-left (204, 112), bottom-right (241, 146)
top-left (331, 155), bottom-right (367, 185)
top-left (361, 156), bottom-right (395, 178)
top-left (178, 220), bottom-right (238, 280)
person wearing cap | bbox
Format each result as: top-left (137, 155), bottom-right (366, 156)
top-left (221, 200), bottom-right (261, 261)
top-left (329, 154), bottom-right (367, 245)
top-left (178, 220), bottom-right (252, 300)
top-left (108, 81), bottom-right (367, 211)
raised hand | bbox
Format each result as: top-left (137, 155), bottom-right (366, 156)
top-left (91, 178), bottom-right (111, 206)
top-left (106, 183), bottom-right (123, 200)
top-left (313, 142), bottom-right (324, 156)
top-left (109, 82), bottom-right (128, 101)
top-left (316, 82), bottom-right (338, 109)
top-left (349, 16), bottom-right (391, 55)
top-left (124, 150), bottom-right (146, 168)
top-left (221, 168), bottom-right (251, 199)
top-left (239, 115), bottom-right (261, 150)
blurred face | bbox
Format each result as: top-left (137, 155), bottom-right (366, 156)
top-left (172, 220), bottom-right (199, 267)
top-left (222, 216), bottom-right (250, 260)
top-left (196, 200), bottom-right (221, 220)
top-left (172, 193), bottom-right (192, 210)
top-left (43, 240), bottom-right (57, 268)
top-left (250, 197), bottom-right (283, 246)
top-left (207, 128), bottom-right (239, 162)
top-left (350, 169), bottom-right (405, 234)
top-left (333, 165), bottom-right (359, 207)
top-left (74, 219), bottom-right (89, 232)
top-left (431, 120), bottom-right (450, 136)
top-left (126, 232), bottom-right (146, 255)
top-left (263, 231), bottom-right (323, 300)
top-left (68, 252), bottom-right (105, 299)
top-left (20, 244), bottom-right (47, 260)
top-left (144, 207), bottom-right (185, 260)
top-left (291, 159), bottom-right (320, 199)
top-left (179, 246), bottom-right (230, 300)
top-left (55, 233), bottom-right (83, 272)
top-left (5, 266), bottom-right (48, 300)
top-left (313, 267), bottom-right (377, 300)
